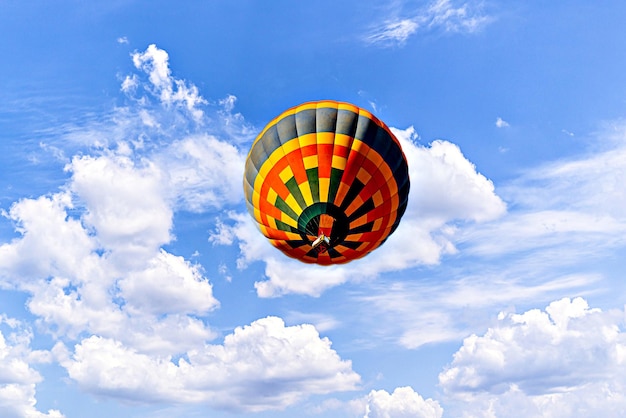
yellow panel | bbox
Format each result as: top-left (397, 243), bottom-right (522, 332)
top-left (280, 212), bottom-right (298, 228)
top-left (350, 139), bottom-right (367, 158)
top-left (349, 215), bottom-right (368, 228)
top-left (349, 233), bottom-right (364, 242)
top-left (317, 132), bottom-right (334, 144)
top-left (337, 102), bottom-right (358, 113)
top-left (252, 190), bottom-right (260, 209)
top-left (346, 195), bottom-right (364, 216)
top-left (371, 190), bottom-right (383, 206)
top-left (297, 102), bottom-right (319, 112)
top-left (282, 231), bottom-right (303, 241)
top-left (356, 167), bottom-right (372, 184)
top-left (379, 163), bottom-right (394, 181)
top-left (281, 137), bottom-right (302, 155)
top-left (254, 207), bottom-right (263, 224)
top-left (284, 194), bottom-right (302, 216)
top-left (267, 188), bottom-right (278, 205)
top-left (268, 148), bottom-right (286, 165)
top-left (317, 100), bottom-right (338, 108)
top-left (298, 181), bottom-right (314, 206)
top-left (358, 107), bottom-right (373, 120)
top-left (334, 134), bottom-right (352, 148)
top-left (331, 155), bottom-right (347, 170)
top-left (366, 149), bottom-right (384, 167)
top-left (256, 161), bottom-right (274, 187)
top-left (372, 218), bottom-right (383, 231)
top-left (279, 166), bottom-right (294, 183)
top-left (303, 155), bottom-right (318, 170)
top-left (319, 177), bottom-right (330, 201)
top-left (299, 133), bottom-right (318, 147)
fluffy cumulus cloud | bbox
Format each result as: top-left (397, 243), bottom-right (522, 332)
top-left (440, 297), bottom-right (626, 417)
top-left (366, 0), bottom-right (491, 46)
top-left (215, 126), bottom-right (506, 297)
top-left (363, 387), bottom-right (443, 418)
top-left (0, 163), bottom-right (219, 354)
top-left (0, 317), bottom-right (63, 418)
top-left (58, 317), bottom-right (359, 412)
top-left (67, 153), bottom-right (173, 266)
top-left (0, 43), bottom-right (364, 413)
top-left (157, 134), bottom-right (246, 211)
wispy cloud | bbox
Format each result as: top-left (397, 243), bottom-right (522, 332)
top-left (366, 19), bottom-right (419, 46)
top-left (365, 0), bottom-right (492, 47)
top-left (131, 44), bottom-right (207, 121)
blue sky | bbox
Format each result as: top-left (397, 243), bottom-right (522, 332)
top-left (1, 1), bottom-right (626, 417)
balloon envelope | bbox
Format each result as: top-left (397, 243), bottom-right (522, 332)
top-left (244, 100), bottom-right (409, 265)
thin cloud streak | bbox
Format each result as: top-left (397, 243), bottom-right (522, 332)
top-left (365, 0), bottom-right (492, 47)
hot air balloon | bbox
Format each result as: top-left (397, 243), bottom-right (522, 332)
top-left (243, 100), bottom-right (409, 265)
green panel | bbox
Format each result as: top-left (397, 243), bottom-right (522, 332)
top-left (328, 167), bottom-right (344, 204)
top-left (285, 177), bottom-right (307, 210)
top-left (274, 196), bottom-right (299, 222)
top-left (275, 219), bottom-right (298, 233)
top-left (306, 168), bottom-right (320, 203)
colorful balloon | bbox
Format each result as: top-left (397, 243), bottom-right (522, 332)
top-left (244, 100), bottom-right (409, 265)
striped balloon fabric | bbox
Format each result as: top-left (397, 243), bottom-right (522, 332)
top-left (244, 100), bottom-right (410, 265)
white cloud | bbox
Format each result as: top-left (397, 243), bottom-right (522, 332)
top-left (459, 123), bottom-right (626, 262)
top-left (158, 134), bottom-right (246, 212)
top-left (216, 94), bottom-right (257, 144)
top-left (353, 272), bottom-right (597, 349)
top-left (0, 42), bottom-right (366, 415)
top-left (327, 124), bottom-right (626, 350)
top-left (495, 117), bottom-right (509, 128)
top-left (366, 19), bottom-right (419, 46)
top-left (439, 297), bottom-right (626, 417)
top-left (218, 126), bottom-right (506, 297)
top-left (120, 74), bottom-right (138, 93)
top-left (398, 129), bottom-right (506, 223)
top-left (363, 387), bottom-right (443, 418)
top-left (67, 153), bottom-right (173, 268)
top-left (0, 147), bottom-right (221, 354)
top-left (60, 316), bottom-right (360, 412)
top-left (131, 44), bottom-right (206, 121)
top-left (366, 0), bottom-right (491, 46)
top-left (285, 311), bottom-right (340, 333)
top-left (118, 249), bottom-right (219, 316)
top-left (427, 0), bottom-right (491, 33)
top-left (0, 192), bottom-right (96, 284)
top-left (0, 317), bottom-right (64, 418)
